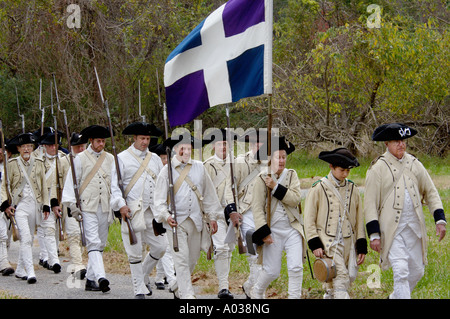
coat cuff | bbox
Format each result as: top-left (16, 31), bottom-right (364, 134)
top-left (50, 198), bottom-right (59, 208)
top-left (43, 205), bottom-right (51, 213)
top-left (224, 203), bottom-right (237, 225)
top-left (356, 238), bottom-right (368, 255)
top-left (1, 200), bottom-right (10, 212)
top-left (366, 220), bottom-right (380, 236)
top-left (273, 184), bottom-right (288, 201)
top-left (433, 209), bottom-right (446, 223)
top-left (252, 224), bottom-right (271, 246)
top-left (307, 236), bottom-right (324, 251)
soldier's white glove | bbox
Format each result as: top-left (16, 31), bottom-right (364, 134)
top-left (69, 205), bottom-right (83, 222)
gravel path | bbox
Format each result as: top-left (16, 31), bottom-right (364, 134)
top-left (1, 239), bottom-right (246, 300)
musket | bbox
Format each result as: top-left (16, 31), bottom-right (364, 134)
top-left (0, 120), bottom-right (20, 241)
top-left (138, 80), bottom-right (145, 122)
top-left (93, 67), bottom-right (137, 245)
top-left (52, 75), bottom-right (86, 246)
top-left (15, 84), bottom-right (25, 133)
top-left (225, 105), bottom-right (247, 254)
top-left (51, 92), bottom-right (64, 241)
top-left (157, 69), bottom-right (179, 252)
top-left (39, 79), bottom-right (45, 136)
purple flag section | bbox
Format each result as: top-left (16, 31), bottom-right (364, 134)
top-left (223, 0), bottom-right (265, 37)
top-left (166, 70), bottom-right (210, 127)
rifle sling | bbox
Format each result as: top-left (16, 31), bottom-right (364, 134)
top-left (124, 150), bottom-right (153, 198)
top-left (79, 152), bottom-right (107, 196)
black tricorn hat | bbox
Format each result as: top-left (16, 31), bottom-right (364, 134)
top-left (372, 123), bottom-right (417, 142)
top-left (33, 127), bottom-right (64, 143)
top-left (70, 132), bottom-right (88, 146)
top-left (162, 132), bottom-right (201, 149)
top-left (80, 125), bottom-right (111, 139)
top-left (122, 122), bottom-right (163, 137)
top-left (39, 132), bottom-right (62, 145)
top-left (3, 137), bottom-right (19, 155)
top-left (16, 133), bottom-right (37, 146)
top-left (318, 147), bottom-right (359, 169)
top-left (202, 128), bottom-right (238, 146)
top-left (255, 135), bottom-right (295, 160)
top-left (149, 143), bottom-right (166, 156)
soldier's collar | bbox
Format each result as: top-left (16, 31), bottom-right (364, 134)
top-left (87, 144), bottom-right (103, 157)
top-left (327, 171), bottom-right (347, 187)
top-left (173, 155), bottom-right (192, 168)
top-left (130, 144), bottom-right (148, 158)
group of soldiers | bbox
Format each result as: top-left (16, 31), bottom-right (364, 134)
top-left (0, 121), bottom-right (446, 299)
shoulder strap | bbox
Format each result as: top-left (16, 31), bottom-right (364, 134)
top-left (174, 165), bottom-right (203, 202)
top-left (79, 151), bottom-right (107, 196)
top-left (124, 151), bottom-right (153, 198)
top-left (173, 164), bottom-right (192, 196)
top-left (237, 166), bottom-right (261, 194)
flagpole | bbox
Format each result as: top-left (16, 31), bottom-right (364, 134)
top-left (266, 94), bottom-right (273, 228)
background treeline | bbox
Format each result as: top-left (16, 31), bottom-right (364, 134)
top-left (0, 0), bottom-right (449, 157)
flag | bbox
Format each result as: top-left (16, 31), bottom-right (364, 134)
top-left (164, 0), bottom-right (273, 127)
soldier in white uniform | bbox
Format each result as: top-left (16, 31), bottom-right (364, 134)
top-left (1, 133), bottom-right (56, 284)
top-left (223, 129), bottom-right (266, 298)
top-left (38, 131), bottom-right (64, 273)
top-left (31, 127), bottom-right (57, 270)
top-left (365, 123), bottom-right (446, 299)
top-left (202, 128), bottom-right (238, 299)
top-left (62, 125), bottom-right (114, 293)
top-left (149, 143), bottom-right (176, 291)
top-left (110, 122), bottom-right (168, 299)
top-left (250, 136), bottom-right (305, 299)
top-left (154, 132), bottom-right (221, 299)
top-left (58, 132), bottom-right (88, 279)
top-left (0, 135), bottom-right (14, 276)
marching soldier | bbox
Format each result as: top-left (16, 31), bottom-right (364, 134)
top-left (202, 128), bottom-right (236, 299)
top-left (58, 132), bottom-right (88, 279)
top-left (0, 136), bottom-right (14, 276)
top-left (250, 136), bottom-right (305, 299)
top-left (154, 132), bottom-right (221, 299)
top-left (223, 129), bottom-right (266, 298)
top-left (62, 125), bottom-right (114, 293)
top-left (365, 123), bottom-right (446, 299)
top-left (31, 127), bottom-right (56, 270)
top-left (304, 148), bottom-right (367, 299)
top-left (37, 130), bottom-right (64, 273)
top-left (149, 143), bottom-right (176, 291)
top-left (110, 122), bottom-right (168, 299)
top-left (0, 133), bottom-right (56, 284)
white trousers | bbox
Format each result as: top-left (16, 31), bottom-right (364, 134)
top-left (0, 213), bottom-right (12, 270)
top-left (241, 209), bottom-right (261, 294)
top-left (254, 216), bottom-right (304, 299)
top-left (83, 205), bottom-right (110, 281)
top-left (388, 226), bottom-right (424, 299)
top-left (167, 217), bottom-right (201, 299)
top-left (64, 209), bottom-right (85, 272)
top-left (38, 211), bottom-right (60, 266)
top-left (212, 217), bottom-right (234, 290)
top-left (14, 199), bottom-right (37, 278)
top-left (122, 208), bottom-right (167, 295)
top-left (155, 236), bottom-right (176, 286)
